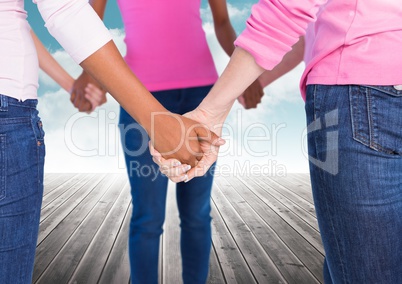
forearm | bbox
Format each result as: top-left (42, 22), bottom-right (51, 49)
top-left (258, 37), bottom-right (305, 87)
top-left (31, 29), bottom-right (74, 92)
top-left (209, 0), bottom-right (237, 56)
top-left (199, 47), bottom-right (265, 120)
top-left (79, 41), bottom-right (167, 132)
top-left (214, 20), bottom-right (237, 56)
top-left (89, 0), bottom-right (107, 19)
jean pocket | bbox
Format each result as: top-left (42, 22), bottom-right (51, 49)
top-left (349, 85), bottom-right (402, 155)
top-left (0, 134), bottom-right (5, 201)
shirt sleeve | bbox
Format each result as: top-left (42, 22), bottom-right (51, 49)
top-left (234, 0), bottom-right (327, 70)
top-left (33, 0), bottom-right (112, 64)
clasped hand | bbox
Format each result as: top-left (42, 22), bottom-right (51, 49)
top-left (70, 71), bottom-right (107, 113)
top-left (150, 107), bottom-right (225, 183)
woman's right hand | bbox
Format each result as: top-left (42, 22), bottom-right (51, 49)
top-left (149, 111), bottom-right (225, 168)
top-left (150, 108), bottom-right (225, 182)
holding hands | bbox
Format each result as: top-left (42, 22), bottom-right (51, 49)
top-left (70, 71), bottom-right (107, 113)
top-left (31, 29), bottom-right (107, 114)
top-left (149, 110), bottom-right (224, 170)
top-left (151, 106), bottom-right (226, 183)
top-left (237, 78), bottom-right (264, 109)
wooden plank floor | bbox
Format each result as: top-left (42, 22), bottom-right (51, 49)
top-left (34, 173), bottom-right (324, 284)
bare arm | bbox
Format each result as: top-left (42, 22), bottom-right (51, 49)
top-left (31, 29), bottom-right (74, 92)
top-left (70, 0), bottom-right (108, 112)
top-left (89, 0), bottom-right (107, 18)
top-left (80, 41), bottom-right (223, 166)
top-left (258, 37), bottom-right (305, 87)
top-left (208, 0), bottom-right (264, 109)
top-left (31, 29), bottom-right (107, 111)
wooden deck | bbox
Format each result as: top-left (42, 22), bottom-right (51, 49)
top-left (34, 173), bottom-right (324, 284)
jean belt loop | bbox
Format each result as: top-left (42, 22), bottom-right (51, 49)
top-left (0, 94), bottom-right (8, 112)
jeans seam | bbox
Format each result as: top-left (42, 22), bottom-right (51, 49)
top-left (0, 134), bottom-right (6, 201)
top-left (366, 87), bottom-right (376, 149)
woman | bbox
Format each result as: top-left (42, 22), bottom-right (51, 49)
top-left (0, 0), bottom-right (221, 283)
top-left (155, 0), bottom-right (402, 283)
top-left (72, 0), bottom-right (266, 283)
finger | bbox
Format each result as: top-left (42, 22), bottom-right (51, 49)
top-left (149, 141), bottom-right (162, 158)
top-left (185, 159), bottom-right (210, 182)
top-left (73, 91), bottom-right (85, 111)
top-left (159, 158), bottom-right (182, 169)
top-left (84, 93), bottom-right (100, 111)
top-left (152, 156), bottom-right (163, 167)
top-left (195, 126), bottom-right (225, 146)
top-left (78, 94), bottom-right (92, 112)
top-left (170, 174), bottom-right (189, 183)
top-left (70, 91), bottom-right (76, 104)
top-left (161, 164), bottom-right (191, 177)
top-left (87, 83), bottom-right (107, 106)
top-left (238, 95), bottom-right (246, 108)
top-left (86, 83), bottom-right (103, 96)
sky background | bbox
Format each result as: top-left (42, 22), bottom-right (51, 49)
top-left (26, 0), bottom-right (309, 175)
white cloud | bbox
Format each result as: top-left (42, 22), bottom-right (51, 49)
top-left (201, 3), bottom-right (251, 24)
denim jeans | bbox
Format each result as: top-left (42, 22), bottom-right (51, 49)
top-left (305, 85), bottom-right (402, 283)
top-left (0, 95), bottom-right (45, 284)
top-left (119, 85), bottom-right (215, 284)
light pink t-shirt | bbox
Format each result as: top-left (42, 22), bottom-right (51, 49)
top-left (117, 0), bottom-right (218, 92)
top-left (234, 0), bottom-right (402, 100)
top-left (0, 0), bottom-right (111, 101)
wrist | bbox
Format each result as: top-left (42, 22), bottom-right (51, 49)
top-left (198, 98), bottom-right (234, 122)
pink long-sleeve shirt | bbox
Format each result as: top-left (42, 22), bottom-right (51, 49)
top-left (0, 0), bottom-right (111, 101)
top-left (234, 0), bottom-right (402, 100)
top-left (117, 0), bottom-right (218, 92)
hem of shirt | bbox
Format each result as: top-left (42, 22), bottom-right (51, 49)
top-left (306, 75), bottom-right (402, 87)
top-left (301, 74), bottom-right (402, 101)
top-left (0, 87), bottom-right (37, 101)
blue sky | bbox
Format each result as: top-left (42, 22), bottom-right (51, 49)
top-left (26, 0), bottom-right (309, 174)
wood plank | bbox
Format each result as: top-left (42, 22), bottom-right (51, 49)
top-left (41, 173), bottom-right (92, 220)
top-left (208, 243), bottom-right (226, 284)
top-left (37, 174), bottom-right (104, 244)
top-left (293, 173), bottom-right (312, 186)
top-left (43, 173), bottom-right (78, 196)
top-left (210, 199), bottom-right (257, 283)
top-left (68, 175), bottom-right (130, 283)
top-left (33, 174), bottom-right (107, 282)
top-left (43, 173), bottom-right (61, 186)
top-left (35, 173), bottom-right (325, 284)
top-left (269, 175), bottom-right (314, 206)
top-left (162, 182), bottom-right (182, 283)
top-left (262, 176), bottom-right (316, 217)
top-left (212, 177), bottom-right (286, 283)
top-left (226, 176), bottom-right (323, 283)
top-left (98, 204), bottom-right (131, 284)
top-left (240, 175), bottom-right (323, 255)
top-left (35, 174), bottom-right (121, 283)
top-left (258, 176), bottom-right (320, 232)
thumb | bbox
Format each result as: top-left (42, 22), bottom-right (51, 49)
top-left (194, 126), bottom-right (225, 146)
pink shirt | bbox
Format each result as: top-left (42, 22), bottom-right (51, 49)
top-left (0, 0), bottom-right (111, 101)
top-left (117, 0), bottom-right (218, 92)
top-left (234, 0), bottom-right (402, 100)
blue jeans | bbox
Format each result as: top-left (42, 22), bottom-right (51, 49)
top-left (0, 95), bottom-right (45, 284)
top-left (306, 85), bottom-right (402, 283)
top-left (119, 86), bottom-right (215, 284)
